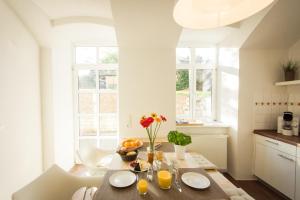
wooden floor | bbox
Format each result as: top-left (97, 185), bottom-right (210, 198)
top-left (223, 173), bottom-right (289, 200)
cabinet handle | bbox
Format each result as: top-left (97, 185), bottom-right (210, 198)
top-left (265, 140), bottom-right (279, 145)
top-left (278, 154), bottom-right (295, 162)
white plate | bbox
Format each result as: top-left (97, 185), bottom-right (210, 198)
top-left (109, 171), bottom-right (136, 188)
top-left (181, 172), bottom-right (210, 189)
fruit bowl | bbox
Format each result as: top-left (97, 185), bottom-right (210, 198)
top-left (121, 138), bottom-right (143, 152)
top-left (117, 149), bottom-right (138, 162)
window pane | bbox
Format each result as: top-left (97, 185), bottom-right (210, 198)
top-left (176, 48), bottom-right (191, 64)
top-left (79, 116), bottom-right (97, 136)
top-left (78, 93), bottom-right (97, 113)
top-left (195, 48), bottom-right (216, 65)
top-left (219, 48), bottom-right (239, 67)
top-left (99, 70), bottom-right (117, 90)
top-left (75, 47), bottom-right (97, 64)
top-left (99, 47), bottom-right (118, 64)
top-left (78, 70), bottom-right (96, 89)
top-left (79, 139), bottom-right (97, 150)
top-left (176, 69), bottom-right (190, 119)
top-left (99, 93), bottom-right (117, 113)
top-left (195, 69), bottom-right (212, 119)
top-left (99, 114), bottom-right (118, 135)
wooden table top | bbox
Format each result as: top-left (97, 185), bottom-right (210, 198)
top-left (70, 142), bottom-right (237, 199)
top-left (93, 168), bottom-right (229, 200)
top-left (92, 142), bottom-right (230, 200)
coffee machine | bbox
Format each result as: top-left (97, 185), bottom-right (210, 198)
top-left (277, 112), bottom-right (299, 136)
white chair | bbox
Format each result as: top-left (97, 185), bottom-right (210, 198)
top-left (76, 147), bottom-right (114, 176)
top-left (12, 164), bottom-right (104, 200)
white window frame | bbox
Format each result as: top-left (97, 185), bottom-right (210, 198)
top-left (72, 45), bottom-right (119, 153)
top-left (176, 47), bottom-right (217, 121)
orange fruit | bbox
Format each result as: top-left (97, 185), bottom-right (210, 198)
top-left (129, 141), bottom-right (135, 147)
top-left (124, 142), bottom-right (131, 148)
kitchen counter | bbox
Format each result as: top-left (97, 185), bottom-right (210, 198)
top-left (254, 130), bottom-right (300, 146)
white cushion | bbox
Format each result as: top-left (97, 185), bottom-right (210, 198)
top-left (224, 188), bottom-right (255, 200)
top-left (72, 187), bottom-right (97, 200)
top-left (224, 188), bottom-right (239, 196)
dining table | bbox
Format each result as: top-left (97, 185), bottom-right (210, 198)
top-left (93, 142), bottom-right (232, 200)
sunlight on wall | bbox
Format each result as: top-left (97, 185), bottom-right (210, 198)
top-left (220, 72), bottom-right (239, 128)
top-left (217, 47), bottom-right (240, 177)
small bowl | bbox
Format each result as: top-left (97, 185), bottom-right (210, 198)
top-left (117, 150), bottom-right (138, 162)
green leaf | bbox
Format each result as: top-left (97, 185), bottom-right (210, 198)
top-left (167, 130), bottom-right (192, 146)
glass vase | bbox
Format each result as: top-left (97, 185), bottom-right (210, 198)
top-left (147, 142), bottom-right (155, 164)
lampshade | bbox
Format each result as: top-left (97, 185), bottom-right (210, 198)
top-left (173, 0), bottom-right (274, 29)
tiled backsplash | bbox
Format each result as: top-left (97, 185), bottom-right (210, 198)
top-left (253, 93), bottom-right (300, 129)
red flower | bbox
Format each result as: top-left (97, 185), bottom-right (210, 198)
top-left (160, 115), bottom-right (167, 122)
top-left (140, 117), bottom-right (154, 128)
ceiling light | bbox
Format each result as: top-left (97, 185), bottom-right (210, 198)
top-left (173, 0), bottom-right (274, 29)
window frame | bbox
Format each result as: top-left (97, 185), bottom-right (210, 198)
top-left (176, 47), bottom-right (217, 121)
top-left (72, 45), bottom-right (120, 154)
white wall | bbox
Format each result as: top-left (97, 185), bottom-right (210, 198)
top-left (287, 39), bottom-right (300, 116)
top-left (119, 48), bottom-right (177, 138)
top-left (218, 63), bottom-right (240, 177)
top-left (111, 0), bottom-right (181, 138)
top-left (40, 47), bottom-right (55, 170)
top-left (237, 49), bottom-right (287, 179)
top-left (288, 39), bottom-right (300, 80)
top-left (0, 0), bottom-right (42, 199)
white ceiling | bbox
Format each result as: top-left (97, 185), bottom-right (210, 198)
top-left (178, 27), bottom-right (235, 46)
top-left (31, 0), bottom-right (112, 19)
top-left (9, 0), bottom-right (296, 49)
top-left (242, 0), bottom-right (300, 49)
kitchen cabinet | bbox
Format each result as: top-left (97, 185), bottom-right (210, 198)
top-left (254, 134), bottom-right (296, 199)
top-left (296, 147), bottom-right (300, 200)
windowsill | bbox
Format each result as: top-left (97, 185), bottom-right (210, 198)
top-left (176, 122), bottom-right (229, 135)
top-left (176, 122), bottom-right (229, 128)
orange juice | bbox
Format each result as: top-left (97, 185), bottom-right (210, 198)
top-left (157, 170), bottom-right (172, 189)
top-left (137, 179), bottom-right (148, 195)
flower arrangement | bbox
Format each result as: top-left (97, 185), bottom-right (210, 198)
top-left (140, 113), bottom-right (167, 153)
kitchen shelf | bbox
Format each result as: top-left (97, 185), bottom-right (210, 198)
top-left (275, 80), bottom-right (300, 86)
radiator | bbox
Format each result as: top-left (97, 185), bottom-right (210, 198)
top-left (181, 132), bottom-right (228, 171)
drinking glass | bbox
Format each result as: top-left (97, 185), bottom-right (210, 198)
top-left (137, 173), bottom-right (148, 195)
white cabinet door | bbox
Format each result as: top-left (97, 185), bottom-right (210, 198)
top-left (296, 157), bottom-right (300, 200)
top-left (255, 141), bottom-right (296, 199)
top-left (273, 152), bottom-right (296, 199)
top-left (254, 142), bottom-right (269, 182)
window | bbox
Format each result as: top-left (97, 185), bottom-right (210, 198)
top-left (176, 48), bottom-right (216, 122)
top-left (74, 46), bottom-right (119, 151)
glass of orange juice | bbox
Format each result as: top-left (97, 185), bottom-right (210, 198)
top-left (137, 179), bottom-right (148, 195)
top-left (157, 170), bottom-right (172, 189)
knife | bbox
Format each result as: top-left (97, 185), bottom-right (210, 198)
top-left (174, 169), bottom-right (182, 192)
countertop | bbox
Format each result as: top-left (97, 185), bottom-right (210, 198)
top-left (253, 130), bottom-right (300, 146)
